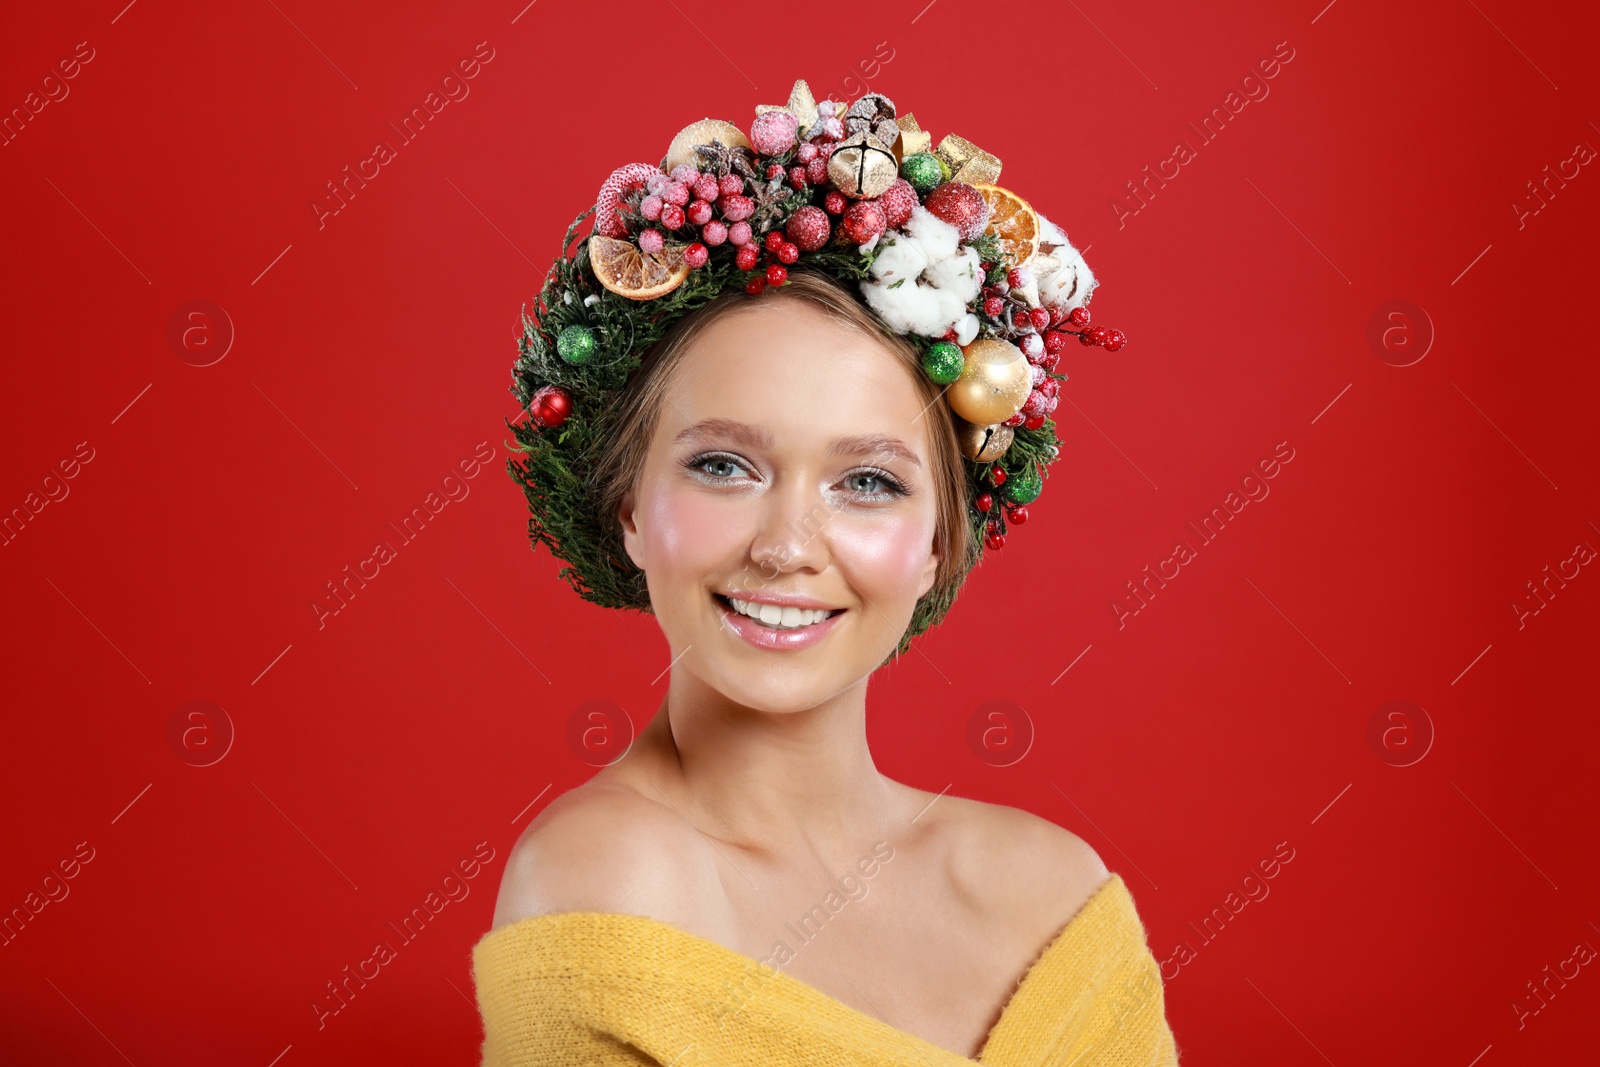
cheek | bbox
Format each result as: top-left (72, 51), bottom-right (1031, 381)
top-left (831, 513), bottom-right (937, 596)
top-left (638, 481), bottom-right (737, 575)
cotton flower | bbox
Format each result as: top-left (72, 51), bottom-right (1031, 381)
top-left (859, 206), bottom-right (985, 339)
top-left (1033, 214), bottom-right (1097, 311)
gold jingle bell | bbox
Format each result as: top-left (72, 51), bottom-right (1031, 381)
top-left (955, 420), bottom-right (1015, 462)
top-left (948, 338), bottom-right (1031, 426)
top-left (826, 132), bottom-right (899, 199)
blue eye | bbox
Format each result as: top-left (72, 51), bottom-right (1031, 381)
top-left (691, 454), bottom-right (748, 480)
top-left (844, 468), bottom-right (909, 499)
top-left (683, 452), bottom-right (909, 500)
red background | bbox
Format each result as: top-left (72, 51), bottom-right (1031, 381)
top-left (3, 0), bottom-right (1597, 1063)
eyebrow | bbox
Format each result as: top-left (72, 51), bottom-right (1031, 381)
top-left (673, 418), bottom-right (923, 468)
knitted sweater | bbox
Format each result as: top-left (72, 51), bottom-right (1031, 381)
top-left (471, 873), bottom-right (1179, 1066)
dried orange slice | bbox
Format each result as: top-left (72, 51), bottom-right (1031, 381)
top-left (588, 235), bottom-right (691, 300)
top-left (972, 184), bottom-right (1041, 266)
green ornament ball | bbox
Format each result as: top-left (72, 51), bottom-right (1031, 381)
top-left (556, 324), bottom-right (597, 365)
top-left (1006, 462), bottom-right (1043, 505)
top-left (900, 152), bottom-right (944, 195)
top-left (921, 341), bottom-right (963, 385)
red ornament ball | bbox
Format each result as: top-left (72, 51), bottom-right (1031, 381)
top-left (823, 191), bottom-right (849, 215)
top-left (878, 178), bottom-right (918, 230)
top-left (922, 181), bottom-right (990, 240)
top-left (766, 263), bottom-right (788, 286)
top-left (750, 109), bottom-right (799, 156)
top-left (840, 200), bottom-right (886, 244)
top-left (785, 205), bottom-right (831, 251)
top-left (529, 385), bottom-right (572, 429)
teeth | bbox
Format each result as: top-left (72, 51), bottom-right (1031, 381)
top-left (727, 597), bottom-right (836, 630)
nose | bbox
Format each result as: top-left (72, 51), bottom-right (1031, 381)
top-left (747, 474), bottom-right (835, 578)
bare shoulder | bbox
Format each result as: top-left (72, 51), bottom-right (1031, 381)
top-left (488, 780), bottom-right (726, 935)
top-left (917, 789), bottom-right (1111, 931)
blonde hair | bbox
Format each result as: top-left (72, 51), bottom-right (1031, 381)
top-left (591, 269), bottom-right (978, 656)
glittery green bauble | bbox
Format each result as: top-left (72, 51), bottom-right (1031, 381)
top-left (900, 152), bottom-right (944, 194)
top-left (1006, 462), bottom-right (1043, 505)
top-left (556, 324), bottom-right (597, 364)
top-left (921, 341), bottom-right (963, 385)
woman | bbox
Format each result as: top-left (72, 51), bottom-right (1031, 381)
top-left (473, 81), bottom-right (1175, 1065)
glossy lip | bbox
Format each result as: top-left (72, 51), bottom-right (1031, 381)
top-left (714, 593), bottom-right (845, 651)
top-left (716, 589), bottom-right (843, 611)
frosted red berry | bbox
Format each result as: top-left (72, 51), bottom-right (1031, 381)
top-left (983, 296), bottom-right (1005, 317)
top-left (745, 277), bottom-right (766, 294)
top-left (777, 241), bottom-right (799, 264)
top-left (660, 203), bottom-right (686, 230)
top-left (1029, 308), bottom-right (1051, 331)
top-left (701, 219), bottom-right (728, 246)
top-left (1068, 306), bottom-right (1091, 328)
top-left (735, 244), bottom-right (759, 270)
top-left (766, 263), bottom-right (788, 286)
top-left (785, 205), bottom-right (831, 251)
top-left (684, 242), bottom-right (709, 269)
top-left (764, 230), bottom-right (785, 252)
top-left (719, 174), bottom-right (743, 198)
top-left (823, 191), bottom-right (848, 215)
top-left (728, 220), bottom-right (753, 246)
top-left (687, 199), bottom-right (714, 226)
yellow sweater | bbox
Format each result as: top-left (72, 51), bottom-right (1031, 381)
top-left (472, 873), bottom-right (1179, 1066)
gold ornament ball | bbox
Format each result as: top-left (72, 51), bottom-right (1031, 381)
top-left (664, 119), bottom-right (751, 172)
top-left (826, 132), bottom-right (899, 199)
top-left (948, 339), bottom-right (1032, 426)
top-left (954, 419), bottom-right (1015, 463)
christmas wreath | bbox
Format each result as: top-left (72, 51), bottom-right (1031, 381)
top-left (507, 79), bottom-right (1124, 654)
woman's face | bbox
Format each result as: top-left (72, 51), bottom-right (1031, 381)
top-left (619, 296), bottom-right (943, 713)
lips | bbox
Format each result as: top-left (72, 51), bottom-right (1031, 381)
top-left (713, 593), bottom-right (845, 651)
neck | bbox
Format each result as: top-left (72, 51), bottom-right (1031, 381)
top-left (637, 667), bottom-right (897, 856)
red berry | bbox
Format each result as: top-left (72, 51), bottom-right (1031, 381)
top-left (764, 230), bottom-right (785, 252)
top-left (1023, 414), bottom-right (1045, 430)
top-left (637, 229), bottom-right (664, 253)
top-left (640, 195), bottom-right (663, 221)
top-left (728, 220), bottom-right (753, 246)
top-left (1068, 306), bottom-right (1091, 328)
top-left (1021, 390), bottom-right (1049, 418)
top-left (1040, 377), bottom-right (1059, 399)
top-left (701, 219), bottom-right (728, 246)
top-left (805, 157), bottom-right (829, 184)
top-left (1078, 330), bottom-right (1098, 346)
top-left (1048, 305), bottom-right (1067, 326)
top-left (1002, 411), bottom-right (1025, 427)
top-left (785, 205), bottom-right (831, 251)
top-left (693, 174), bottom-right (720, 201)
top-left (663, 181), bottom-right (691, 207)
top-left (1008, 266), bottom-right (1032, 289)
top-left (941, 327), bottom-right (959, 341)
top-left (766, 163), bottom-right (784, 180)
top-left (719, 174), bottom-right (743, 198)
top-left (983, 296), bottom-right (1004, 317)
top-left (660, 204), bottom-right (686, 230)
top-left (985, 530), bottom-right (1006, 551)
top-left (975, 492), bottom-right (994, 512)
top-left (1029, 307), bottom-right (1051, 331)
top-left (990, 466), bottom-right (1008, 487)
top-left (766, 263), bottom-right (788, 286)
top-left (720, 195), bottom-right (755, 222)
top-left (1039, 351), bottom-right (1061, 371)
top-left (796, 142), bottom-right (819, 164)
top-left (684, 242), bottom-right (709, 269)
top-left (1087, 324), bottom-right (1111, 344)
top-left (789, 166), bottom-right (808, 189)
top-left (1044, 330), bottom-right (1069, 355)
top-left (1006, 505), bottom-right (1029, 525)
top-left (1103, 328), bottom-right (1126, 352)
top-left (777, 241), bottom-right (799, 264)
top-left (687, 199), bottom-right (714, 226)
top-left (823, 191), bottom-right (848, 215)
top-left (735, 244), bottom-right (759, 270)
top-left (1012, 310), bottom-right (1031, 328)
top-left (745, 277), bottom-right (766, 294)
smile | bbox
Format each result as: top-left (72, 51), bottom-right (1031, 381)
top-left (713, 593), bottom-right (845, 651)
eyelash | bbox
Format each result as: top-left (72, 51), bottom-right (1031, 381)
top-left (684, 451), bottom-right (910, 500)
